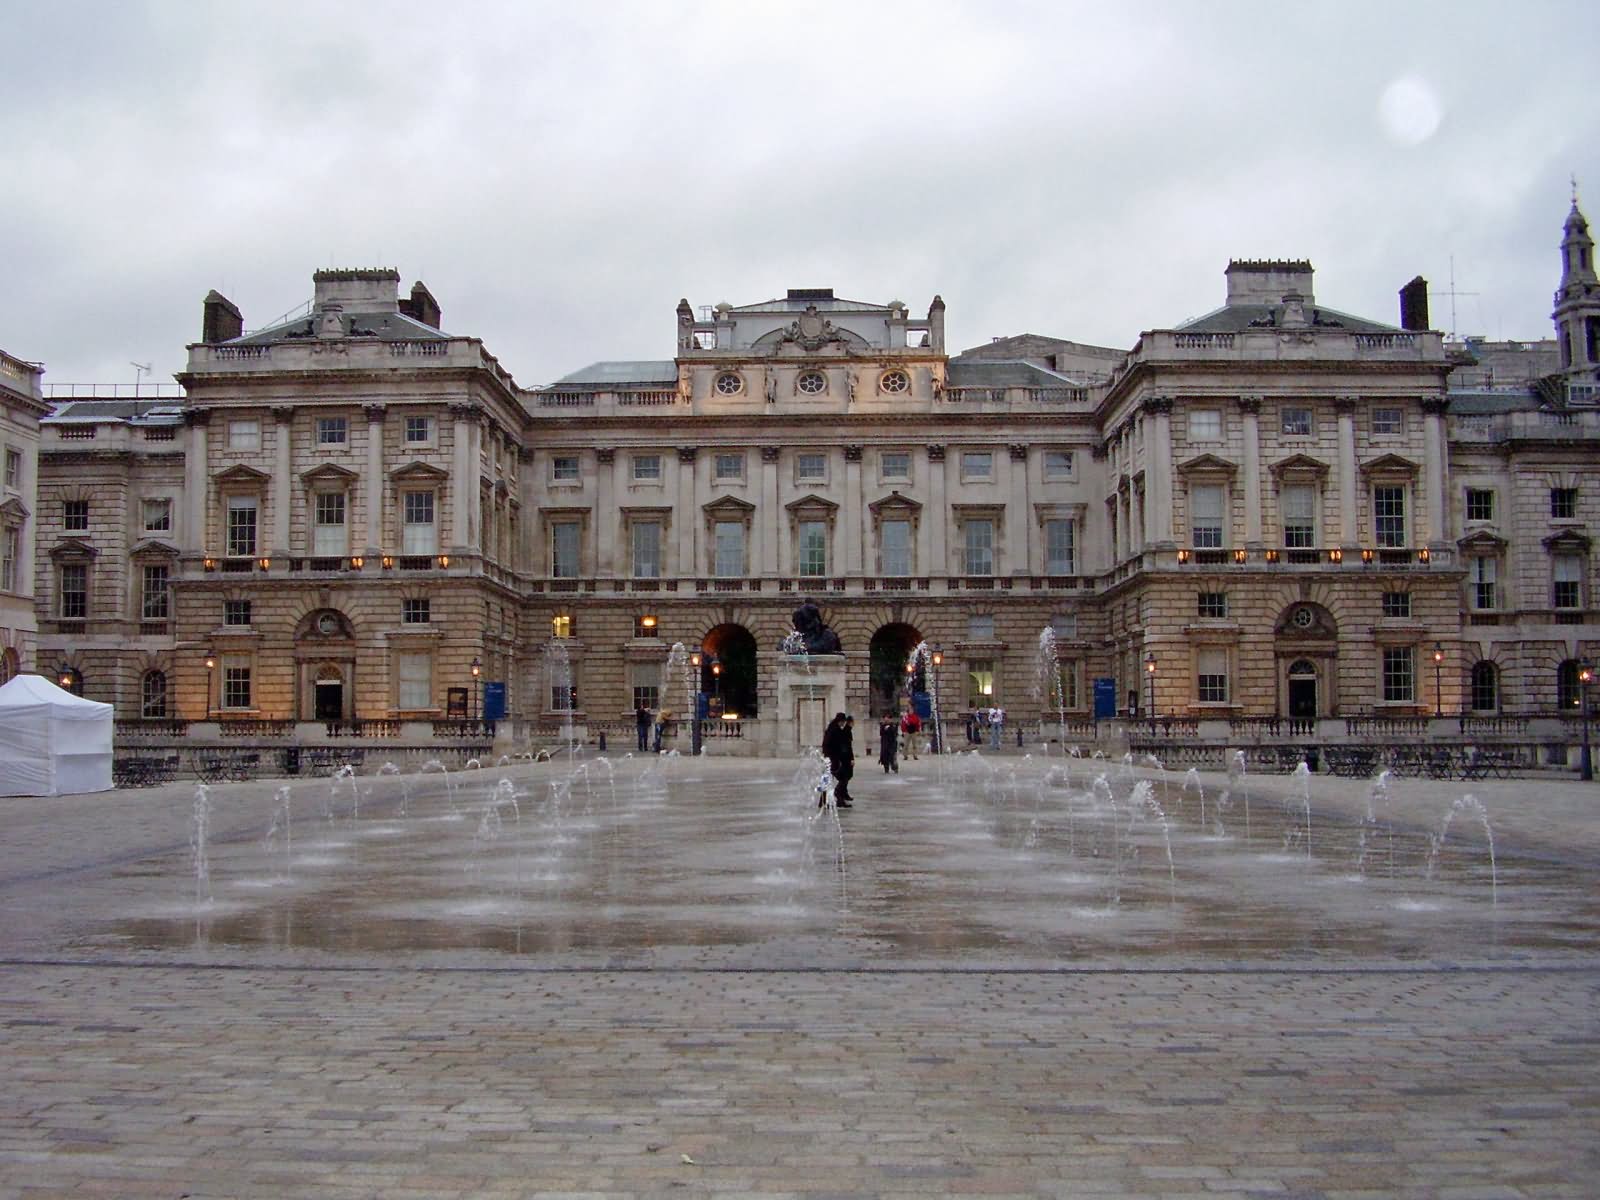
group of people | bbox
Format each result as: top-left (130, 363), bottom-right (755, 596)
top-left (819, 708), bottom-right (925, 808)
top-left (966, 705), bottom-right (1006, 749)
top-left (633, 703), bottom-right (673, 753)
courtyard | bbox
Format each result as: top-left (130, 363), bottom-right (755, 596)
top-left (0, 750), bottom-right (1596, 1197)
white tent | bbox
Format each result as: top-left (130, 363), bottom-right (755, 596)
top-left (0, 674), bottom-right (114, 796)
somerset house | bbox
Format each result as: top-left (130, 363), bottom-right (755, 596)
top-left (17, 199), bottom-right (1600, 764)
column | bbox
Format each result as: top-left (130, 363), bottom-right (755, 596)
top-left (1143, 398), bottom-right (1175, 545)
top-left (926, 445), bottom-right (947, 576)
top-left (1239, 396), bottom-right (1262, 547)
top-left (448, 405), bottom-right (475, 549)
top-left (362, 404), bottom-right (385, 556)
top-left (1421, 397), bottom-right (1449, 545)
top-left (594, 448), bottom-right (615, 578)
top-left (761, 446), bottom-right (780, 575)
top-left (844, 445), bottom-right (864, 575)
top-left (1007, 444), bottom-right (1028, 575)
top-left (271, 406), bottom-right (293, 555)
top-left (182, 408), bottom-right (210, 554)
top-left (676, 447), bottom-right (697, 575)
top-left (1335, 396), bottom-right (1359, 546)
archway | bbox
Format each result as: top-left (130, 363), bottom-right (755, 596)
top-left (868, 622), bottom-right (923, 717)
top-left (702, 624), bottom-right (758, 718)
top-left (294, 608), bottom-right (355, 721)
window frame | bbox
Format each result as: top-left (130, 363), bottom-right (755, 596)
top-left (1551, 487), bottom-right (1578, 520)
top-left (962, 516), bottom-right (995, 576)
top-left (316, 416), bottom-right (348, 446)
top-left (550, 455), bottom-right (580, 484)
top-left (632, 453), bottom-right (663, 482)
top-left (226, 495), bottom-right (259, 557)
top-left (1190, 483), bottom-right (1226, 549)
top-left (401, 597), bottom-right (431, 625)
top-left (1043, 450), bottom-right (1074, 480)
top-left (960, 451), bottom-right (994, 482)
top-left (400, 489), bottom-right (437, 555)
top-left (1464, 488), bottom-right (1495, 524)
top-left (227, 419), bottom-right (260, 452)
top-left (63, 499), bottom-right (88, 532)
top-left (140, 563), bottom-right (170, 621)
top-left (1280, 406), bottom-right (1313, 437)
top-left (1197, 591), bottom-right (1228, 620)
top-left (1373, 484), bottom-right (1407, 548)
top-left (58, 562), bottom-right (87, 619)
top-left (1381, 646), bottom-right (1415, 704)
top-left (1188, 409), bottom-right (1222, 441)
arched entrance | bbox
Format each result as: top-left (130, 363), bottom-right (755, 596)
top-left (1274, 601), bottom-right (1337, 719)
top-left (295, 608), bottom-right (355, 721)
top-left (868, 622), bottom-right (922, 716)
top-left (1287, 659), bottom-right (1318, 720)
top-left (702, 624), bottom-right (758, 718)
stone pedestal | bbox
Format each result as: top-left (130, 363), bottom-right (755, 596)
top-left (770, 653), bottom-right (846, 756)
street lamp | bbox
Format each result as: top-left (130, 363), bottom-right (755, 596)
top-left (689, 652), bottom-right (703, 756)
top-left (930, 649), bottom-right (944, 754)
top-left (470, 656), bottom-right (481, 722)
top-left (1440, 643), bottom-right (1452, 720)
top-left (1580, 663), bottom-right (1594, 781)
top-left (204, 655), bottom-right (215, 720)
top-left (1144, 650), bottom-right (1157, 723)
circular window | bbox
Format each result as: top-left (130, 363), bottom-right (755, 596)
top-left (714, 372), bottom-right (744, 396)
top-left (317, 613), bottom-right (340, 635)
top-left (797, 370), bottom-right (827, 395)
top-left (1291, 606), bottom-right (1315, 629)
top-left (880, 369), bottom-right (910, 394)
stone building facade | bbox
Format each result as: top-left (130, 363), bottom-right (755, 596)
top-left (0, 349), bottom-right (46, 682)
top-left (31, 201), bottom-right (1600, 748)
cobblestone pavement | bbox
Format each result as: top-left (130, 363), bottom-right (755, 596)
top-left (0, 758), bottom-right (1596, 1197)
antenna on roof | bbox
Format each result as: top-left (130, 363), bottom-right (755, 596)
top-left (1430, 257), bottom-right (1478, 341)
top-left (131, 362), bottom-right (151, 397)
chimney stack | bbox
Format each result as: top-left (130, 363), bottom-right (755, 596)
top-left (398, 281), bottom-right (442, 329)
top-left (202, 289), bottom-right (243, 343)
top-left (1399, 276), bottom-right (1430, 331)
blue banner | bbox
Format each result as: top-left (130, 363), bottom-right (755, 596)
top-left (482, 681), bottom-right (507, 721)
top-left (1092, 677), bottom-right (1117, 720)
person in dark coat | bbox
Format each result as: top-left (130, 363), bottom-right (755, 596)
top-left (878, 714), bottom-right (899, 774)
top-left (635, 703), bottom-right (652, 752)
top-left (820, 712), bottom-right (855, 807)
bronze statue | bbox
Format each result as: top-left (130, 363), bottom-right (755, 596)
top-left (787, 600), bottom-right (842, 653)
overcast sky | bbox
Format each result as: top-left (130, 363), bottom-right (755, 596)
top-left (4, 1), bottom-right (1597, 391)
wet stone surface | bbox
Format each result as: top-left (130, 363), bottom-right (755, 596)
top-left (2, 753), bottom-right (1597, 1197)
top-left (3, 751), bottom-right (1592, 968)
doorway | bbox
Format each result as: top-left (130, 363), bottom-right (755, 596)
top-left (314, 669), bottom-right (344, 721)
top-left (1287, 659), bottom-right (1318, 720)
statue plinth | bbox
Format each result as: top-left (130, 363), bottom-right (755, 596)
top-left (773, 653), bottom-right (846, 755)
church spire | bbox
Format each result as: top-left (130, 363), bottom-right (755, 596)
top-left (1554, 186), bottom-right (1600, 390)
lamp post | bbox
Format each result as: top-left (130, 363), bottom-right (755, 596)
top-left (930, 649), bottom-right (944, 754)
top-left (710, 658), bottom-right (722, 715)
top-left (203, 655), bottom-right (215, 721)
top-left (1433, 642), bottom-right (1445, 719)
top-left (690, 651), bottom-right (703, 757)
top-left (1144, 650), bottom-right (1157, 724)
top-left (470, 656), bottom-right (481, 722)
top-left (1580, 663), bottom-right (1593, 781)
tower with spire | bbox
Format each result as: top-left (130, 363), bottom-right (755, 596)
top-left (1553, 181), bottom-right (1600, 399)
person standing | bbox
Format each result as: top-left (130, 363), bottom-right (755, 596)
top-left (635, 702), bottom-right (652, 752)
top-left (900, 708), bottom-right (921, 759)
top-left (878, 714), bottom-right (899, 774)
top-left (989, 705), bottom-right (1005, 750)
top-left (821, 712), bottom-right (854, 807)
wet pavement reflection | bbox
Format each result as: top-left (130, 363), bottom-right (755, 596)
top-left (41, 752), bottom-right (1600, 968)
